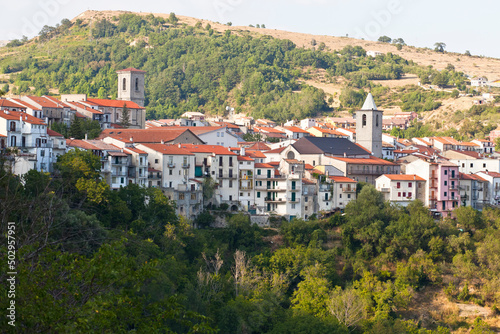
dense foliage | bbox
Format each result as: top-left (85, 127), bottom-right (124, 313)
top-left (1, 150), bottom-right (500, 333)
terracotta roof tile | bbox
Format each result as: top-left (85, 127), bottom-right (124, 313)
top-left (140, 143), bottom-right (194, 155)
top-left (179, 143), bottom-right (236, 155)
top-left (0, 110), bottom-right (46, 125)
top-left (332, 156), bottom-right (397, 165)
top-left (330, 176), bottom-right (357, 183)
top-left (87, 98), bottom-right (144, 109)
top-left (381, 174), bottom-right (425, 181)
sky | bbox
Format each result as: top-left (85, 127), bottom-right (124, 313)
top-left (1, 0), bottom-right (499, 58)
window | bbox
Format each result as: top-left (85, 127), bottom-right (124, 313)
top-left (408, 192), bottom-right (412, 198)
top-left (291, 204), bottom-right (295, 209)
top-left (398, 192), bottom-right (401, 197)
top-left (135, 77), bottom-right (139, 91)
top-left (362, 114), bottom-right (367, 127)
top-left (217, 132), bottom-right (220, 137)
top-left (325, 193), bottom-right (329, 200)
top-left (229, 180), bottom-right (233, 188)
top-left (221, 132), bottom-right (224, 137)
top-left (155, 159), bottom-right (159, 164)
top-left (122, 78), bottom-right (126, 90)
top-left (347, 194), bottom-right (351, 199)
top-left (219, 169), bottom-right (223, 178)
top-left (483, 163), bottom-right (486, 168)
top-left (376, 114), bottom-right (379, 127)
top-left (10, 121), bottom-right (16, 131)
top-left (229, 157), bottom-right (233, 167)
top-left (408, 182), bottom-right (412, 188)
top-left (313, 160), bottom-right (315, 166)
top-left (120, 177), bottom-right (124, 183)
top-left (444, 170), bottom-right (448, 175)
top-left (10, 136), bottom-right (16, 147)
top-left (339, 194), bottom-right (342, 198)
top-left (169, 169), bottom-right (172, 175)
top-left (229, 169), bottom-right (233, 178)
top-left (229, 195), bottom-right (232, 201)
top-left (191, 193), bottom-right (196, 200)
top-left (40, 149), bottom-right (45, 157)
top-left (397, 182), bottom-right (401, 189)
top-left (403, 192), bottom-right (406, 197)
top-left (219, 156), bottom-right (223, 166)
top-left (451, 170), bottom-right (455, 178)
top-left (305, 197), bottom-right (308, 202)
top-left (179, 193), bottom-right (185, 200)
top-left (444, 192), bottom-right (447, 197)
top-left (470, 163), bottom-right (473, 168)
top-left (444, 181), bottom-right (447, 186)
top-left (257, 192), bottom-right (261, 198)
top-left (257, 169), bottom-right (261, 175)
top-left (451, 192), bottom-right (455, 198)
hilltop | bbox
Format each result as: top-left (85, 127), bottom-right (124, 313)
top-left (75, 10), bottom-right (500, 79)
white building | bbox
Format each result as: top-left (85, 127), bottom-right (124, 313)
top-left (375, 174), bottom-right (426, 207)
top-left (475, 171), bottom-right (500, 206)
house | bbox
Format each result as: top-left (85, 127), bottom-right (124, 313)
top-left (472, 139), bottom-right (495, 154)
top-left (180, 144), bottom-right (239, 210)
top-left (470, 77), bottom-right (488, 87)
top-left (300, 118), bottom-right (316, 130)
top-left (405, 158), bottom-right (460, 217)
top-left (475, 171), bottom-right (500, 206)
top-left (329, 156), bottom-right (400, 185)
top-left (21, 95), bottom-right (73, 127)
top-left (375, 174), bottom-right (426, 207)
top-left (302, 178), bottom-right (317, 220)
top-left (459, 173), bottom-right (488, 211)
top-left (237, 155), bottom-right (256, 212)
top-left (329, 176), bottom-right (357, 210)
top-left (275, 126), bottom-right (310, 140)
top-left (306, 126), bottom-right (348, 138)
top-left (0, 109), bottom-right (51, 175)
top-left (447, 155), bottom-right (500, 174)
top-left (367, 50), bottom-right (384, 57)
top-left (123, 146), bottom-right (149, 187)
top-left (282, 136), bottom-right (371, 168)
top-left (137, 143), bottom-right (201, 220)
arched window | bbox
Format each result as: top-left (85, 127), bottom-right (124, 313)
top-left (362, 114), bottom-right (367, 127)
top-left (376, 114), bottom-right (379, 127)
top-left (122, 78), bottom-right (127, 91)
top-left (135, 78), bottom-right (139, 91)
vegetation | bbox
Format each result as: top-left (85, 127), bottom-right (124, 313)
top-left (2, 149), bottom-right (500, 332)
top-left (0, 13), bottom-right (468, 124)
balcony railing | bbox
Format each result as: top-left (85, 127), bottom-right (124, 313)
top-left (288, 197), bottom-right (300, 203)
top-left (168, 162), bottom-right (175, 168)
top-left (343, 187), bottom-right (356, 193)
top-left (182, 163), bottom-right (190, 168)
top-left (380, 188), bottom-right (390, 193)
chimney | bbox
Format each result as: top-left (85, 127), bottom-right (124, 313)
top-left (161, 139), bottom-right (164, 144)
top-left (178, 143), bottom-right (181, 148)
top-left (130, 137), bottom-right (133, 142)
top-left (85, 133), bottom-right (88, 140)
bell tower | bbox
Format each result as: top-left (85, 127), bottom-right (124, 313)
top-left (117, 68), bottom-right (146, 107)
top-left (355, 93), bottom-right (383, 158)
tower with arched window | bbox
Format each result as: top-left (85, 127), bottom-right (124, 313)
top-left (355, 93), bottom-right (383, 158)
top-left (116, 68), bottom-right (146, 107)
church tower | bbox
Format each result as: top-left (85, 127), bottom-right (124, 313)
top-left (355, 93), bottom-right (383, 158)
top-left (117, 68), bottom-right (146, 107)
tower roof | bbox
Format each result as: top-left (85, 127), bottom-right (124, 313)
top-left (116, 68), bottom-right (146, 73)
top-left (361, 93), bottom-right (378, 111)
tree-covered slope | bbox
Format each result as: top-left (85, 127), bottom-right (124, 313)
top-left (1, 13), bottom-right (414, 122)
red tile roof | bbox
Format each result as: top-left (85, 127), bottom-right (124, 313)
top-left (66, 139), bottom-right (100, 150)
top-left (247, 142), bottom-right (271, 151)
top-left (179, 143), bottom-right (236, 155)
top-left (8, 98), bottom-right (40, 110)
top-left (264, 146), bottom-right (286, 154)
top-left (302, 178), bottom-right (316, 185)
top-left (477, 171), bottom-right (500, 178)
top-left (47, 129), bottom-right (63, 137)
top-left (254, 163), bottom-right (273, 168)
top-left (237, 155), bottom-right (254, 161)
top-left (68, 102), bottom-right (103, 114)
top-left (381, 174), bottom-right (425, 181)
top-left (0, 110), bottom-right (46, 125)
top-left (245, 150), bottom-right (266, 158)
top-left (87, 98), bottom-right (144, 109)
top-left (99, 128), bottom-right (199, 143)
top-left (123, 146), bottom-right (147, 154)
top-left (0, 98), bottom-right (25, 109)
top-left (282, 126), bottom-right (309, 133)
top-left (329, 176), bottom-right (357, 183)
top-left (25, 96), bottom-right (63, 108)
top-left (140, 143), bottom-right (194, 155)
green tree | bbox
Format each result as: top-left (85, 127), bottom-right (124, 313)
top-left (434, 42), bottom-right (446, 53)
top-left (120, 103), bottom-right (131, 128)
top-left (378, 36), bottom-right (392, 43)
top-left (169, 12), bottom-right (179, 25)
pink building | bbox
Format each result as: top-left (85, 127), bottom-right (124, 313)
top-left (405, 158), bottom-right (460, 217)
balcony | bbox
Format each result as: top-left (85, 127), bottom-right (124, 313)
top-left (182, 163), bottom-right (190, 169)
top-left (168, 162), bottom-right (175, 168)
top-left (430, 183), bottom-right (438, 189)
top-left (343, 187), bottom-right (356, 193)
top-left (380, 188), bottom-right (390, 193)
top-left (265, 197), bottom-right (284, 203)
top-left (288, 197), bottom-right (300, 203)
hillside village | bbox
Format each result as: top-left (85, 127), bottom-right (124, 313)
top-left (1, 67), bottom-right (499, 225)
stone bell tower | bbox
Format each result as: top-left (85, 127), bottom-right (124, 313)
top-left (117, 68), bottom-right (146, 107)
top-left (355, 93), bottom-right (383, 158)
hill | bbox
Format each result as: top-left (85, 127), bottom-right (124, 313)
top-left (0, 10), bottom-right (499, 137)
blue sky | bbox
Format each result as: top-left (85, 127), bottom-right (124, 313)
top-left (1, 0), bottom-right (499, 58)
